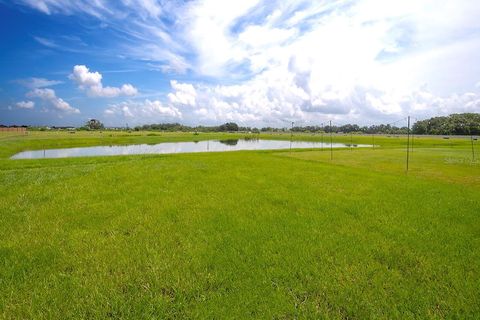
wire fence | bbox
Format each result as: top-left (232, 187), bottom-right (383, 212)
top-left (281, 115), bottom-right (479, 172)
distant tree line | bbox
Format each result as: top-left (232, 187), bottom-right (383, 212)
top-left (135, 122), bottom-right (411, 134)
top-left (134, 122), bottom-right (256, 133)
top-left (412, 113), bottom-right (479, 135)
top-left (132, 113), bottom-right (479, 135)
top-left (0, 125), bottom-right (28, 128)
top-left (289, 124), bottom-right (409, 134)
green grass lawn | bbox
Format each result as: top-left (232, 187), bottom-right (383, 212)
top-left (0, 131), bottom-right (479, 319)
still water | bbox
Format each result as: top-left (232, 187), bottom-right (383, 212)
top-left (11, 139), bottom-right (370, 159)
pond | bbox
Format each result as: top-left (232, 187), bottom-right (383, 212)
top-left (11, 139), bottom-right (371, 159)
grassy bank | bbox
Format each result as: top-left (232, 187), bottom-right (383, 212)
top-left (0, 131), bottom-right (479, 318)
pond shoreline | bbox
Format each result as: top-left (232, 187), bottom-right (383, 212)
top-left (11, 138), bottom-right (371, 159)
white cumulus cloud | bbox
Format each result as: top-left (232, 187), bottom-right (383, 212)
top-left (104, 99), bottom-right (181, 124)
top-left (165, 76), bottom-right (480, 126)
top-left (15, 101), bottom-right (35, 109)
top-left (167, 80), bottom-right (197, 106)
top-left (69, 65), bottom-right (138, 98)
top-left (27, 88), bottom-right (80, 113)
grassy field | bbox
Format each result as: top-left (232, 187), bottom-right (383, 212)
top-left (0, 131), bottom-right (479, 319)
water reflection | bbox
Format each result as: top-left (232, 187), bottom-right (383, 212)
top-left (219, 139), bottom-right (239, 146)
top-left (11, 139), bottom-right (371, 159)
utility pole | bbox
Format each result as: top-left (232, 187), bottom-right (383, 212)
top-left (406, 116), bottom-right (410, 172)
top-left (350, 132), bottom-right (353, 150)
top-left (410, 119), bottom-right (415, 153)
top-left (330, 120), bottom-right (333, 160)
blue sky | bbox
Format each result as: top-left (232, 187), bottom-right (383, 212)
top-left (1, 0), bottom-right (480, 127)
